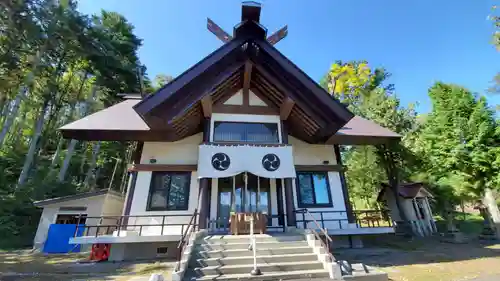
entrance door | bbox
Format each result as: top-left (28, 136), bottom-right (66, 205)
top-left (216, 173), bottom-right (271, 229)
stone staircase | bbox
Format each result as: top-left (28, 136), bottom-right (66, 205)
top-left (183, 233), bottom-right (333, 281)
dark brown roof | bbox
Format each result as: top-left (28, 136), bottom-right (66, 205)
top-left (131, 19), bottom-right (355, 143)
top-left (377, 182), bottom-right (433, 202)
top-left (60, 99), bottom-right (400, 144)
top-left (60, 4), bottom-right (399, 144)
top-left (33, 189), bottom-right (123, 207)
top-left (327, 116), bottom-right (401, 145)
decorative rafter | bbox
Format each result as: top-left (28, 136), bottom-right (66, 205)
top-left (207, 18), bottom-right (233, 43)
top-left (280, 97), bottom-right (295, 120)
top-left (267, 25), bottom-right (288, 45)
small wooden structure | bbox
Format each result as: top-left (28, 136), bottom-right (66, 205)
top-left (378, 182), bottom-right (436, 236)
top-left (230, 212), bottom-right (267, 235)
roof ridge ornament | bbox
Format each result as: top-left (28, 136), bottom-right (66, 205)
top-left (207, 2), bottom-right (288, 45)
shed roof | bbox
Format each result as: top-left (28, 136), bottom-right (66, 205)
top-left (377, 182), bottom-right (433, 202)
top-left (33, 189), bottom-right (123, 207)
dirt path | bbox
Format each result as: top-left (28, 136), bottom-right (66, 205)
top-left (0, 250), bottom-right (173, 281)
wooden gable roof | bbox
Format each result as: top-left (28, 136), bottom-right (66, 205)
top-left (133, 20), bottom-right (354, 143)
top-left (60, 3), bottom-right (400, 144)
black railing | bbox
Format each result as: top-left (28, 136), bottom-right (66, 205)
top-left (295, 209), bottom-right (335, 263)
top-left (73, 213), bottom-right (198, 238)
top-left (295, 209), bottom-right (393, 230)
top-left (175, 210), bottom-right (198, 272)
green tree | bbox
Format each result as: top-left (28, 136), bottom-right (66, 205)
top-left (345, 146), bottom-right (386, 209)
top-left (153, 74), bottom-right (174, 90)
top-left (417, 82), bottom-right (500, 235)
top-left (0, 0), bottom-right (147, 248)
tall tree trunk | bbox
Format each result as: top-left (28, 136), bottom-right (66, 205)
top-left (377, 142), bottom-right (411, 235)
top-left (79, 141), bottom-right (88, 175)
top-left (0, 72), bottom-right (35, 146)
top-left (57, 139), bottom-right (77, 182)
top-left (483, 188), bottom-right (500, 239)
top-left (57, 84), bottom-right (97, 183)
top-left (16, 101), bottom-right (49, 188)
top-left (0, 95), bottom-right (8, 122)
top-left (50, 72), bottom-right (89, 172)
top-left (50, 137), bottom-right (65, 167)
top-left (84, 141), bottom-right (101, 189)
top-left (9, 107), bottom-right (27, 145)
top-left (0, 52), bottom-right (41, 146)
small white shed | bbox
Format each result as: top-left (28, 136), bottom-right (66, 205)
top-left (377, 182), bottom-right (437, 236)
top-left (33, 189), bottom-right (125, 250)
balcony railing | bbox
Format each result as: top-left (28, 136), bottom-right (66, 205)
top-left (295, 209), bottom-right (393, 230)
top-left (73, 214), bottom-right (198, 238)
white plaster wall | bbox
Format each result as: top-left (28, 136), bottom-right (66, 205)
top-left (289, 136), bottom-right (337, 165)
top-left (33, 195), bottom-right (107, 248)
top-left (224, 91), bottom-right (243, 105)
top-left (140, 133), bottom-right (202, 165)
top-left (128, 171), bottom-right (200, 235)
top-left (293, 171), bottom-right (348, 230)
top-left (249, 91), bottom-right (267, 106)
top-left (210, 113), bottom-right (282, 143)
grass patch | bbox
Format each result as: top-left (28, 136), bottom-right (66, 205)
top-left (434, 212), bottom-right (484, 235)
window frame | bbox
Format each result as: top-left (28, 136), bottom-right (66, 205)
top-left (295, 171), bottom-right (333, 208)
top-left (212, 121), bottom-right (280, 144)
top-left (146, 171), bottom-right (192, 211)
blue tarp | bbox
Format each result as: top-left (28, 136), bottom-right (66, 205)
top-left (43, 224), bottom-right (84, 254)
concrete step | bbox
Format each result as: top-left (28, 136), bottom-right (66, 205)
top-left (188, 268), bottom-right (331, 281)
top-left (196, 246), bottom-right (314, 259)
top-left (192, 253), bottom-right (319, 267)
top-left (202, 234), bottom-right (306, 245)
top-left (342, 263), bottom-right (389, 281)
top-left (194, 260), bottom-right (324, 276)
top-left (197, 240), bottom-right (309, 251)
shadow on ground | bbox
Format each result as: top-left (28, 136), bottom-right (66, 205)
top-left (0, 250), bottom-right (175, 281)
top-left (335, 234), bottom-right (500, 267)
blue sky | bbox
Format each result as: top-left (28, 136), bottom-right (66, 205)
top-left (78, 0), bottom-right (500, 113)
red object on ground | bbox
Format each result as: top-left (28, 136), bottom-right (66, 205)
top-left (89, 243), bottom-right (111, 261)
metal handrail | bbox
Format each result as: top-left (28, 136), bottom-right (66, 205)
top-left (74, 213), bottom-right (196, 238)
top-left (249, 214), bottom-right (261, 275)
top-left (175, 209), bottom-right (199, 272)
top-left (294, 210), bottom-right (393, 230)
top-left (295, 209), bottom-right (335, 262)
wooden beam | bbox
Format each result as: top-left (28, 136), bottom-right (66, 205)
top-left (267, 25), bottom-right (288, 45)
top-left (128, 164), bottom-right (197, 172)
top-left (280, 97), bottom-right (295, 120)
top-left (201, 95), bottom-right (212, 118)
top-left (213, 104), bottom-right (278, 115)
top-left (295, 165), bottom-right (345, 172)
top-left (207, 18), bottom-right (232, 43)
top-left (242, 61), bottom-right (252, 106)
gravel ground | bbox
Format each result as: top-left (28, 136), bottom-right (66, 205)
top-left (335, 236), bottom-right (500, 281)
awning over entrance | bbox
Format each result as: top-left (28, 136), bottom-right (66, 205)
top-left (198, 144), bottom-right (295, 179)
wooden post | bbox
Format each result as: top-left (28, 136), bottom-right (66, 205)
top-left (334, 145), bottom-right (355, 223)
top-left (198, 118), bottom-right (211, 229)
top-left (281, 121), bottom-right (296, 227)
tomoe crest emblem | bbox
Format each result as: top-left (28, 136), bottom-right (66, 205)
top-left (212, 153), bottom-right (230, 171)
top-left (262, 153), bottom-right (280, 171)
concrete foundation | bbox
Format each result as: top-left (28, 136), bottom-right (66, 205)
top-left (109, 242), bottom-right (178, 262)
top-left (350, 236), bottom-right (364, 248)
